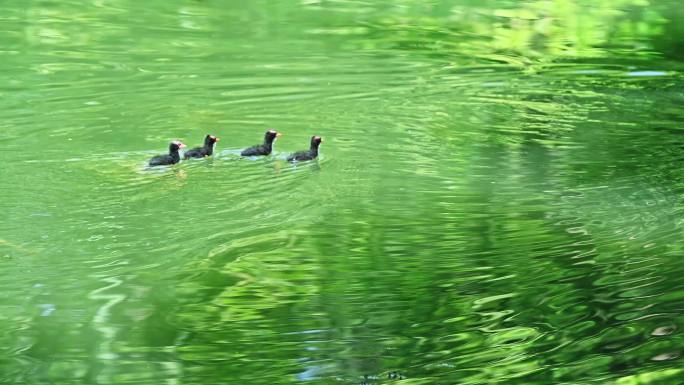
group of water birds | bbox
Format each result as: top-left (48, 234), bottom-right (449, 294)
top-left (148, 130), bottom-right (323, 166)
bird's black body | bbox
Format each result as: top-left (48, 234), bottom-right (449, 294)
top-left (149, 141), bottom-right (185, 166)
top-left (287, 136), bottom-right (323, 162)
top-left (241, 130), bottom-right (281, 156)
top-left (184, 134), bottom-right (219, 159)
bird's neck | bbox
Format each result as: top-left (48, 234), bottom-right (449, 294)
top-left (204, 143), bottom-right (214, 155)
top-left (170, 149), bottom-right (181, 162)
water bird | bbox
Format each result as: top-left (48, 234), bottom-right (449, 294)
top-left (149, 141), bottom-right (186, 166)
top-left (287, 135), bottom-right (323, 162)
top-left (184, 134), bottom-right (219, 159)
top-left (240, 129), bottom-right (282, 156)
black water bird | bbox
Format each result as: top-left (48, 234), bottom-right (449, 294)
top-left (240, 130), bottom-right (282, 156)
top-left (287, 135), bottom-right (323, 162)
top-left (149, 141), bottom-right (186, 166)
top-left (184, 134), bottom-right (219, 159)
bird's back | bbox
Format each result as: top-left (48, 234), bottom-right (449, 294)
top-left (287, 150), bottom-right (313, 162)
top-left (149, 154), bottom-right (173, 166)
top-left (241, 145), bottom-right (268, 156)
top-left (184, 147), bottom-right (207, 159)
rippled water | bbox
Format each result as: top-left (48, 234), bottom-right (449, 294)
top-left (2, 1), bottom-right (684, 384)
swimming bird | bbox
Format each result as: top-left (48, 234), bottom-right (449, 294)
top-left (184, 134), bottom-right (219, 159)
top-left (240, 130), bottom-right (281, 156)
top-left (149, 141), bottom-right (186, 166)
top-left (287, 136), bottom-right (323, 162)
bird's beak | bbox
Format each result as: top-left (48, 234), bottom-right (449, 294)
top-left (276, 132), bottom-right (283, 138)
top-left (179, 143), bottom-right (187, 149)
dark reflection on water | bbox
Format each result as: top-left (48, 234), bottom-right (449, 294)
top-left (2, 0), bottom-right (684, 384)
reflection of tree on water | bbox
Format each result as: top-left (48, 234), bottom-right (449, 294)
top-left (163, 94), bottom-right (684, 384)
top-left (466, 105), bottom-right (684, 383)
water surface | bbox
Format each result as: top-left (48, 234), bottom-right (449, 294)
top-left (2, 1), bottom-right (684, 384)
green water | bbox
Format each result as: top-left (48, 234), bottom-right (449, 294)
top-left (3, 1), bottom-right (684, 384)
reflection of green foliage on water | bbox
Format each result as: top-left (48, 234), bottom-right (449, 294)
top-left (3, 0), bottom-right (684, 384)
top-left (169, 154), bottom-right (684, 384)
top-left (322, 0), bottom-right (678, 63)
top-left (11, 0), bottom-right (684, 63)
top-left (470, 0), bottom-right (666, 58)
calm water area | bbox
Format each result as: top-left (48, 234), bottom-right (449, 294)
top-left (2, 1), bottom-right (684, 384)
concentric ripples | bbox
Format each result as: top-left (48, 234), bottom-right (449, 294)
top-left (2, 1), bottom-right (684, 384)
